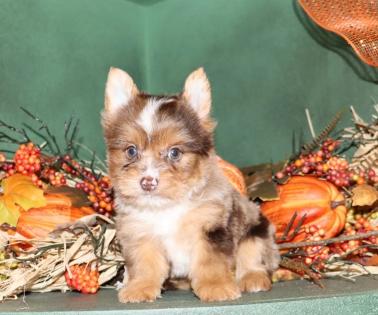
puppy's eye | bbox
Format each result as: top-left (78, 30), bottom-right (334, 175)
top-left (168, 147), bottom-right (182, 161)
top-left (125, 145), bottom-right (138, 159)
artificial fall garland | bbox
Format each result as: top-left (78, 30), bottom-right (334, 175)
top-left (0, 105), bottom-right (377, 300)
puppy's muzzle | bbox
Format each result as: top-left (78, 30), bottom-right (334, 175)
top-left (140, 176), bottom-right (159, 192)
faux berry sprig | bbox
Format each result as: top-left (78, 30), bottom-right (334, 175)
top-left (0, 142), bottom-right (114, 216)
top-left (281, 215), bottom-right (378, 272)
top-left (14, 142), bottom-right (41, 175)
top-left (65, 263), bottom-right (100, 294)
top-left (275, 138), bottom-right (378, 188)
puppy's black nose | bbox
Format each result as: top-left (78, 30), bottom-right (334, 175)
top-left (140, 176), bottom-right (159, 192)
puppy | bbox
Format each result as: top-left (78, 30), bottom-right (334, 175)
top-left (102, 67), bottom-right (280, 303)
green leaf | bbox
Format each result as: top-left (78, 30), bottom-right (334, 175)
top-left (0, 198), bottom-right (20, 226)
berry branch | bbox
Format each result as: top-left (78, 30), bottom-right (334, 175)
top-left (278, 230), bottom-right (378, 250)
top-left (64, 116), bottom-right (80, 156)
top-left (279, 257), bottom-right (324, 287)
top-left (20, 107), bottom-right (61, 155)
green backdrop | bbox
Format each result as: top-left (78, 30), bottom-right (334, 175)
top-left (0, 0), bottom-right (376, 167)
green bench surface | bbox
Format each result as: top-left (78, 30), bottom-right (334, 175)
top-left (1, 276), bottom-right (377, 315)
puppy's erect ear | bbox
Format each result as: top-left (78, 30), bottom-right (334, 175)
top-left (183, 68), bottom-right (211, 120)
top-left (104, 67), bottom-right (139, 114)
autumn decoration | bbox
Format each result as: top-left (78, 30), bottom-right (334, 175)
top-left (261, 176), bottom-right (347, 242)
top-left (248, 106), bottom-right (378, 285)
top-left (0, 105), bottom-right (377, 300)
top-left (65, 262), bottom-right (100, 294)
top-left (217, 156), bottom-right (247, 195)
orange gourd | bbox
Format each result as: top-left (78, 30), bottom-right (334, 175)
top-left (261, 176), bottom-right (347, 242)
top-left (217, 156), bottom-right (247, 195)
top-left (16, 193), bottom-right (95, 239)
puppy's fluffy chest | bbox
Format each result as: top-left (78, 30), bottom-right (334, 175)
top-left (124, 202), bottom-right (195, 277)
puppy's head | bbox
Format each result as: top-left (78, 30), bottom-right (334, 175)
top-left (102, 67), bottom-right (216, 207)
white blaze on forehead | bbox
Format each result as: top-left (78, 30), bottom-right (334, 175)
top-left (142, 155), bottom-right (160, 179)
top-left (137, 97), bottom-right (172, 137)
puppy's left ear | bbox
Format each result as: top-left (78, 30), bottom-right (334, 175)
top-left (183, 68), bottom-right (211, 120)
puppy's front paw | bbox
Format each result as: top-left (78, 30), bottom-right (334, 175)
top-left (194, 280), bottom-right (241, 302)
top-left (118, 282), bottom-right (161, 303)
top-left (238, 270), bottom-right (272, 293)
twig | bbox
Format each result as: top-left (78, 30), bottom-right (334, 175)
top-left (290, 213), bottom-right (307, 240)
top-left (0, 120), bottom-right (30, 143)
top-left (72, 141), bottom-right (107, 172)
top-left (338, 244), bottom-right (378, 259)
top-left (278, 230), bottom-right (378, 250)
top-left (23, 124), bottom-right (54, 153)
top-left (305, 108), bottom-right (316, 139)
top-left (64, 117), bottom-right (79, 155)
top-left (0, 132), bottom-right (23, 145)
top-left (279, 256), bottom-right (324, 288)
top-left (20, 107), bottom-right (61, 155)
top-left (279, 212), bottom-right (307, 242)
top-left (0, 148), bottom-right (16, 154)
top-left (280, 212), bottom-right (297, 242)
top-left (64, 116), bottom-right (73, 153)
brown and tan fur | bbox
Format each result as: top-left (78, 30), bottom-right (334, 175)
top-left (102, 67), bottom-right (280, 303)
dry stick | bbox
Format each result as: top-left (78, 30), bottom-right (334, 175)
top-left (279, 257), bottom-right (324, 288)
top-left (305, 108), bottom-right (316, 139)
top-left (278, 230), bottom-right (378, 250)
top-left (279, 212), bottom-right (297, 242)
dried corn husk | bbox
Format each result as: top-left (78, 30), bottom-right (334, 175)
top-left (344, 105), bottom-right (378, 173)
top-left (0, 215), bottom-right (124, 301)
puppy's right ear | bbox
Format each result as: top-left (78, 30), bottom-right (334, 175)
top-left (104, 67), bottom-right (139, 114)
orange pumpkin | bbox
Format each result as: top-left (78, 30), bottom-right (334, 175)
top-left (261, 176), bottom-right (347, 242)
top-left (16, 193), bottom-right (95, 239)
top-left (217, 156), bottom-right (247, 195)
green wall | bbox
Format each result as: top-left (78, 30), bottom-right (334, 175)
top-left (0, 0), bottom-right (145, 157)
top-left (145, 0), bottom-right (377, 166)
top-left (0, 0), bottom-right (376, 167)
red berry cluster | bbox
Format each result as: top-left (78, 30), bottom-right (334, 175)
top-left (331, 214), bottom-right (378, 256)
top-left (14, 142), bottom-right (41, 175)
top-left (31, 174), bottom-right (43, 187)
top-left (75, 177), bottom-right (113, 215)
top-left (298, 225), bottom-right (329, 270)
top-left (275, 138), bottom-right (378, 187)
top-left (65, 263), bottom-right (100, 294)
top-left (40, 168), bottom-right (67, 187)
top-left (60, 156), bottom-right (113, 215)
top-left (1, 145), bottom-right (114, 216)
top-left (295, 216), bottom-right (378, 271)
top-left (0, 161), bottom-right (16, 177)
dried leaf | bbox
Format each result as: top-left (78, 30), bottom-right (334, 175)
top-left (351, 184), bottom-right (378, 207)
top-left (0, 174), bottom-right (46, 226)
top-left (351, 254), bottom-right (378, 266)
top-left (45, 186), bottom-right (91, 207)
top-left (242, 162), bottom-right (285, 201)
top-left (249, 181), bottom-right (279, 202)
top-left (365, 255), bottom-right (378, 266)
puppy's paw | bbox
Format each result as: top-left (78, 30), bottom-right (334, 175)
top-left (238, 270), bottom-right (272, 293)
top-left (194, 280), bottom-right (241, 302)
top-left (118, 282), bottom-right (160, 303)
